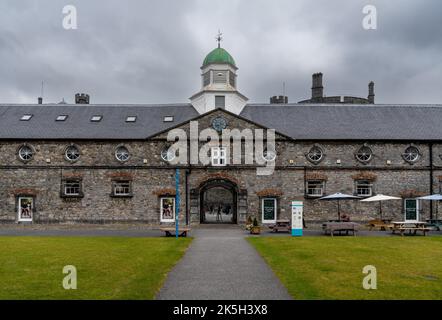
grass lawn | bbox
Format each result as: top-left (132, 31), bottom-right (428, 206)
top-left (0, 237), bottom-right (191, 299)
top-left (248, 237), bottom-right (442, 300)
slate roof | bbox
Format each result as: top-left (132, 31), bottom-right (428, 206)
top-left (0, 104), bottom-right (199, 140)
top-left (240, 104), bottom-right (442, 141)
top-left (0, 103), bottom-right (442, 141)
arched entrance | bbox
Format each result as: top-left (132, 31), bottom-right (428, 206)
top-left (199, 179), bottom-right (238, 224)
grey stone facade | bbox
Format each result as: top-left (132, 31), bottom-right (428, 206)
top-left (1, 109), bottom-right (440, 225)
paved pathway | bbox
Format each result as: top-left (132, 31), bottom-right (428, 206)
top-left (156, 225), bottom-right (292, 300)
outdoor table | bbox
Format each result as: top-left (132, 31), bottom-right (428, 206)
top-left (269, 220), bottom-right (291, 233)
top-left (322, 221), bottom-right (359, 236)
top-left (426, 219), bottom-right (442, 231)
top-left (391, 222), bottom-right (430, 236)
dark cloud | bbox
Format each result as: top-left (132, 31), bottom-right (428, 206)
top-left (0, 0), bottom-right (441, 104)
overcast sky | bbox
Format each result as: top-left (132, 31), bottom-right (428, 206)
top-left (0, 0), bottom-right (441, 105)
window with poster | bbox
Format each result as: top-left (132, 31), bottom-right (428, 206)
top-left (160, 197), bottom-right (175, 222)
top-left (262, 198), bottom-right (277, 224)
top-left (17, 197), bottom-right (34, 222)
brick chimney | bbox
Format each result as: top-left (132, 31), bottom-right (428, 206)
top-left (311, 73), bottom-right (324, 100)
top-left (75, 93), bottom-right (90, 104)
top-left (368, 81), bottom-right (375, 104)
top-left (270, 95), bottom-right (288, 104)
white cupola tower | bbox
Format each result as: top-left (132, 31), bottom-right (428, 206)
top-left (190, 33), bottom-right (248, 115)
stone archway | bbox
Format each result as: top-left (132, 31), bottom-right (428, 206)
top-left (199, 179), bottom-right (238, 224)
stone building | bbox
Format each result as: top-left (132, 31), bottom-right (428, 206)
top-left (1, 44), bottom-right (442, 225)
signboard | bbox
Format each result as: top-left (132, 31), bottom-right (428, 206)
top-left (291, 201), bottom-right (303, 236)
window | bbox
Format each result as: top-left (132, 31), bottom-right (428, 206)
top-left (211, 147), bottom-right (227, 166)
top-left (262, 198), bottom-right (277, 224)
top-left (402, 146), bottom-right (420, 163)
top-left (215, 95), bottom-right (225, 108)
top-left (355, 145), bottom-right (373, 163)
top-left (355, 180), bottom-right (372, 197)
top-left (263, 149), bottom-right (276, 162)
top-left (56, 115), bottom-right (68, 121)
top-left (229, 71), bottom-right (236, 87)
top-left (18, 145), bottom-right (34, 162)
top-left (126, 116), bottom-right (137, 122)
top-left (20, 114), bottom-right (33, 121)
top-left (112, 180), bottom-right (132, 197)
top-left (61, 180), bottom-right (82, 197)
top-left (65, 145), bottom-right (80, 162)
top-left (203, 72), bottom-right (210, 86)
top-left (213, 71), bottom-right (227, 83)
top-left (306, 145), bottom-right (324, 164)
top-left (306, 180), bottom-right (325, 197)
top-left (90, 115), bottom-right (102, 122)
top-left (160, 197), bottom-right (175, 222)
top-left (163, 116), bottom-right (174, 122)
top-left (161, 147), bottom-right (176, 162)
top-left (115, 146), bottom-right (130, 162)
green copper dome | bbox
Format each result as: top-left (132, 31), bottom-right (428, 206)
top-left (202, 47), bottom-right (236, 67)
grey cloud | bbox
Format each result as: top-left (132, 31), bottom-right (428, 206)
top-left (0, 0), bottom-right (441, 105)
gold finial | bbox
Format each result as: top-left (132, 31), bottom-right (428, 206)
top-left (216, 30), bottom-right (223, 48)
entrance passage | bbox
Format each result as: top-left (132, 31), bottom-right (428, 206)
top-left (200, 179), bottom-right (237, 224)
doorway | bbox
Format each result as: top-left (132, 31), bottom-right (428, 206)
top-left (200, 179), bottom-right (237, 224)
top-left (17, 197), bottom-right (34, 222)
top-left (404, 199), bottom-right (419, 222)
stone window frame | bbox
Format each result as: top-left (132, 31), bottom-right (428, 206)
top-left (60, 178), bottom-right (84, 198)
top-left (402, 145), bottom-right (421, 164)
top-left (115, 145), bottom-right (131, 163)
top-left (110, 179), bottom-right (133, 198)
top-left (17, 143), bottom-right (35, 163)
top-left (354, 179), bottom-right (373, 197)
top-left (160, 196), bottom-right (175, 223)
top-left (64, 144), bottom-right (81, 163)
top-left (305, 180), bottom-right (326, 198)
top-left (355, 144), bottom-right (373, 164)
top-left (306, 144), bottom-right (325, 164)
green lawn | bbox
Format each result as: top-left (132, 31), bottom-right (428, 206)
top-left (248, 237), bottom-right (442, 300)
top-left (0, 237), bottom-right (191, 299)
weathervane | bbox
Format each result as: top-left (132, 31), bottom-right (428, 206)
top-left (216, 30), bottom-right (223, 48)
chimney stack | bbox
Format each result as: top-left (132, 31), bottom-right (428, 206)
top-left (270, 95), bottom-right (288, 104)
top-left (37, 97), bottom-right (43, 104)
top-left (368, 81), bottom-right (375, 104)
top-left (311, 73), bottom-right (324, 100)
top-left (75, 93), bottom-right (90, 104)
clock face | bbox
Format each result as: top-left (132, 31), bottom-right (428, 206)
top-left (211, 117), bottom-right (227, 132)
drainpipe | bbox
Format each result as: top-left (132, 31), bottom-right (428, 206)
top-left (429, 142), bottom-right (434, 220)
top-left (185, 168), bottom-right (191, 226)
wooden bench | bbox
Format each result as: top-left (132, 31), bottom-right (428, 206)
top-left (367, 219), bottom-right (393, 231)
top-left (392, 226), bottom-right (430, 236)
top-left (322, 222), bottom-right (359, 237)
top-left (160, 227), bottom-right (191, 237)
top-left (269, 220), bottom-right (291, 233)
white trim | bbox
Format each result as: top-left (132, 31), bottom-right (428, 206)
top-left (262, 198), bottom-right (277, 224)
top-left (17, 197), bottom-right (33, 222)
top-left (160, 197), bottom-right (175, 222)
top-left (211, 147), bottom-right (227, 166)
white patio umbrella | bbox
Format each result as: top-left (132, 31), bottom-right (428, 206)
top-left (417, 194), bottom-right (442, 221)
top-left (319, 193), bottom-right (360, 221)
top-left (360, 194), bottom-right (401, 220)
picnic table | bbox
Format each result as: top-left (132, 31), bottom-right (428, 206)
top-left (160, 227), bottom-right (191, 237)
top-left (322, 221), bottom-right (359, 236)
top-left (426, 219), bottom-right (442, 231)
top-left (391, 222), bottom-right (430, 236)
top-left (268, 219), bottom-right (291, 233)
top-left (367, 219), bottom-right (393, 231)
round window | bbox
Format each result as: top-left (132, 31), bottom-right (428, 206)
top-left (263, 149), bottom-right (276, 162)
top-left (65, 145), bottom-right (80, 162)
top-left (161, 147), bottom-right (176, 162)
top-left (403, 146), bottom-right (420, 163)
top-left (306, 146), bottom-right (324, 163)
top-left (18, 145), bottom-right (34, 162)
top-left (355, 146), bottom-right (373, 163)
top-left (115, 146), bottom-right (130, 162)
